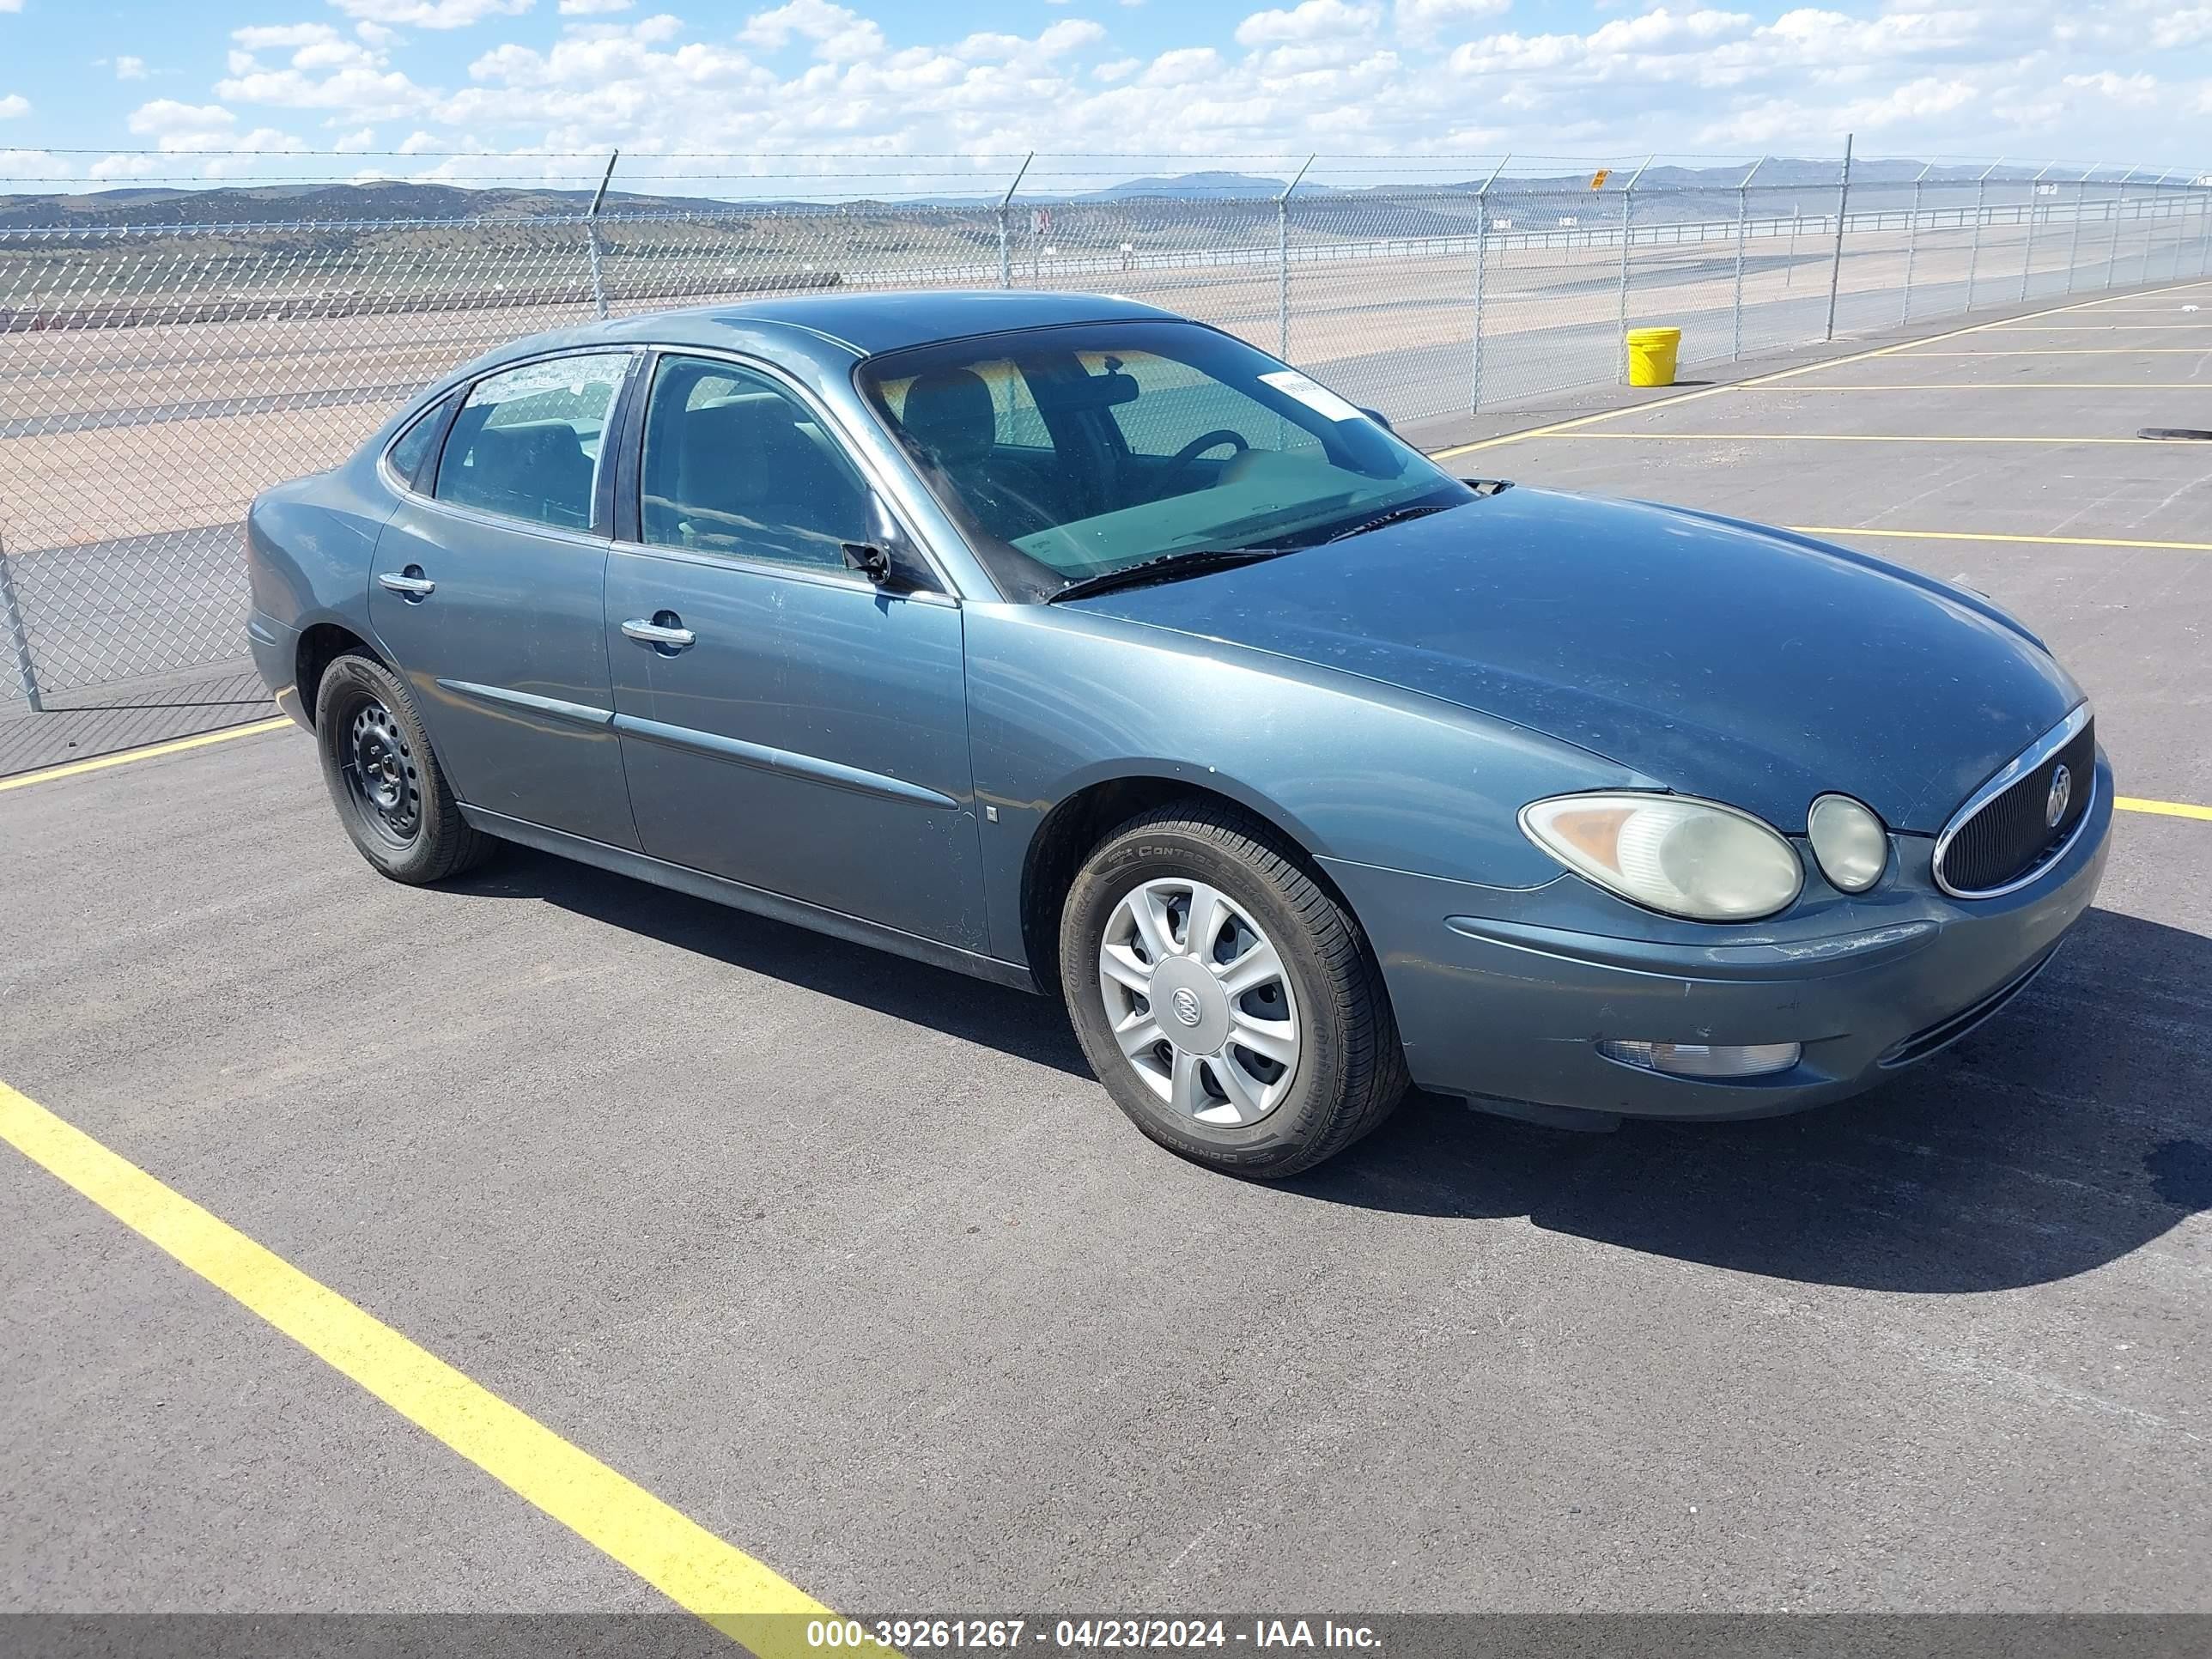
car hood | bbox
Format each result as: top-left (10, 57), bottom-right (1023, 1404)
top-left (1066, 487), bottom-right (2081, 833)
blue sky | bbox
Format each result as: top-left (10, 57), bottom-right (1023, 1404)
top-left (1, 1), bottom-right (2207, 194)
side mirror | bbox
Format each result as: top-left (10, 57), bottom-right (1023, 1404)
top-left (842, 541), bottom-right (894, 584)
top-left (1358, 406), bottom-right (1395, 432)
top-left (842, 492), bottom-right (930, 591)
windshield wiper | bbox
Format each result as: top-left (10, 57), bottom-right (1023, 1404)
top-left (1046, 545), bottom-right (1297, 604)
top-left (1323, 501), bottom-right (1456, 544)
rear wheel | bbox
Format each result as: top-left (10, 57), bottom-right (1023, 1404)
top-left (313, 652), bottom-right (492, 884)
top-left (1060, 800), bottom-right (1407, 1177)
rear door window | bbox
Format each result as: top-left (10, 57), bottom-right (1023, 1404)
top-left (434, 352), bottom-right (632, 532)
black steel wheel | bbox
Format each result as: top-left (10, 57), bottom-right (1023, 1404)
top-left (313, 651), bottom-right (493, 884)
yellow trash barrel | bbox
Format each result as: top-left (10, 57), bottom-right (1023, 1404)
top-left (1626, 326), bottom-right (1681, 387)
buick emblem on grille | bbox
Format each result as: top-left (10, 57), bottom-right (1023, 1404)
top-left (1170, 988), bottom-right (1204, 1026)
top-left (2045, 763), bottom-right (2072, 829)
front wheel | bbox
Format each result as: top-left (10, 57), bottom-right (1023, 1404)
top-left (1060, 801), bottom-right (1408, 1177)
top-left (313, 651), bottom-right (492, 884)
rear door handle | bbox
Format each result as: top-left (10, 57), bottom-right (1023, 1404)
top-left (378, 569), bottom-right (435, 599)
top-left (622, 617), bottom-right (696, 651)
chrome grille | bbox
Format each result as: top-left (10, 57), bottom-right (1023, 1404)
top-left (1933, 708), bottom-right (2095, 899)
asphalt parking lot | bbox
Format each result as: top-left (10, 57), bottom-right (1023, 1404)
top-left (3, 277), bottom-right (2209, 1645)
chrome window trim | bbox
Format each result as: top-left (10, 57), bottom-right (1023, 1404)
top-left (627, 345), bottom-right (961, 600)
top-left (380, 345), bottom-right (639, 525)
top-left (1930, 702), bottom-right (2096, 900)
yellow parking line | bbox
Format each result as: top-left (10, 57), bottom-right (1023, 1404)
top-left (0, 717), bottom-right (291, 794)
top-left (2118, 796), bottom-right (2212, 822)
top-left (1537, 433), bottom-right (2162, 445)
top-left (0, 1079), bottom-right (868, 1659)
top-left (1728, 383), bottom-right (2207, 392)
top-left (1899, 349), bottom-right (2212, 356)
top-left (1788, 526), bottom-right (2212, 553)
top-left (1431, 275), bottom-right (2212, 459)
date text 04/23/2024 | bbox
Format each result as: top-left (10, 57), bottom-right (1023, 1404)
top-left (805, 1619), bottom-right (1384, 1650)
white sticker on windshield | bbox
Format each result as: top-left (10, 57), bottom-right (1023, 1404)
top-left (1260, 369), bottom-right (1366, 423)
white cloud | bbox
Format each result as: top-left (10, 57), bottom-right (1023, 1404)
top-left (334, 125), bottom-right (380, 149)
top-left (123, 97), bottom-right (309, 170)
top-left (115, 55), bottom-right (149, 80)
top-left (1393, 0), bottom-right (1504, 39)
top-left (0, 92), bottom-right (29, 119)
top-left (329, 0), bottom-right (533, 28)
top-left (2153, 8), bottom-right (2212, 49)
top-left (82, 0), bottom-right (2202, 193)
top-left (90, 152), bottom-right (161, 178)
top-left (2061, 70), bottom-right (2160, 104)
top-left (234, 23), bottom-right (343, 50)
top-left (739, 0), bottom-right (886, 61)
top-left (1236, 0), bottom-right (1380, 47)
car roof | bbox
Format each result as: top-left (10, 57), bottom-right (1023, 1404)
top-left (498, 289), bottom-right (1181, 365)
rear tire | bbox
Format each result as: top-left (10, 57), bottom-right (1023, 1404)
top-left (1060, 799), bottom-right (1407, 1177)
top-left (313, 651), bottom-right (493, 884)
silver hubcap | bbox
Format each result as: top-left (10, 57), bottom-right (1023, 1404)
top-left (1097, 878), bottom-right (1300, 1127)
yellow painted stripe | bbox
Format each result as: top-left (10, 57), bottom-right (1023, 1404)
top-left (1899, 349), bottom-right (2212, 356)
top-left (1431, 275), bottom-right (2212, 459)
top-left (1535, 432), bottom-right (2165, 445)
top-left (1726, 383), bottom-right (2209, 391)
top-left (2117, 796), bottom-right (2212, 822)
top-left (0, 1079), bottom-right (877, 1659)
top-left (1787, 525), bottom-right (2212, 554)
top-left (0, 717), bottom-right (291, 793)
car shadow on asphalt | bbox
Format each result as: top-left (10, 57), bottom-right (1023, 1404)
top-left (456, 852), bottom-right (2208, 1296)
top-left (1293, 905), bottom-right (2212, 1293)
top-left (449, 847), bottom-right (1096, 1080)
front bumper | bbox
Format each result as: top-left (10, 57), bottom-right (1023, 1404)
top-left (1320, 755), bottom-right (2113, 1121)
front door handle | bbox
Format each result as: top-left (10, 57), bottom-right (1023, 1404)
top-left (378, 567), bottom-right (435, 599)
top-left (622, 615), bottom-right (696, 653)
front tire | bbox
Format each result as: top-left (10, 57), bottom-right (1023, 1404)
top-left (313, 651), bottom-right (492, 884)
top-left (1060, 801), bottom-right (1408, 1177)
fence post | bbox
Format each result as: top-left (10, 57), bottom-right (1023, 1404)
top-left (2065, 164), bottom-right (2097, 293)
top-left (0, 540), bottom-right (40, 714)
top-left (2200, 183), bottom-right (2212, 276)
top-left (997, 153), bottom-right (1031, 289)
top-left (2145, 169), bottom-right (2175, 281)
top-left (1901, 161), bottom-right (1931, 322)
top-left (1275, 154), bottom-right (1312, 362)
top-left (1785, 205), bottom-right (1800, 287)
top-left (1824, 134), bottom-right (1853, 342)
top-left (2103, 166), bottom-right (2137, 289)
top-left (1732, 156), bottom-right (1764, 361)
top-left (1617, 155), bottom-right (1652, 379)
top-left (1964, 158), bottom-right (1999, 312)
top-left (1468, 153), bottom-right (1508, 412)
top-left (2019, 162), bottom-right (2052, 301)
top-left (586, 149), bottom-right (618, 321)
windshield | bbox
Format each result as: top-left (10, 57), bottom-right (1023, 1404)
top-left (855, 319), bottom-right (1474, 600)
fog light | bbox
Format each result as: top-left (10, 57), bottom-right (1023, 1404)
top-left (1597, 1040), bottom-right (1802, 1078)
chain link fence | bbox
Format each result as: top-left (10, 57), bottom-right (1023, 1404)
top-left (3, 162), bottom-right (2208, 737)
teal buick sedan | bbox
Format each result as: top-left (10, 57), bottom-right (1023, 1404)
top-left (246, 292), bottom-right (2111, 1175)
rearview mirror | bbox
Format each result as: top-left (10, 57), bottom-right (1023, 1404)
top-left (1358, 406), bottom-right (1395, 432)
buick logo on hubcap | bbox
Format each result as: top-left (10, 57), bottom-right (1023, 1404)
top-left (1170, 988), bottom-right (1204, 1027)
top-left (2045, 763), bottom-right (2072, 829)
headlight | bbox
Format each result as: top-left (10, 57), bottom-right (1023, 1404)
top-left (1520, 793), bottom-right (1804, 921)
top-left (1807, 793), bottom-right (1887, 892)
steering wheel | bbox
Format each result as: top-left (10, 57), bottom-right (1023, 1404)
top-left (1154, 429), bottom-right (1249, 499)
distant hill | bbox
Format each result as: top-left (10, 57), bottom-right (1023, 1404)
top-left (0, 159), bottom-right (2100, 234)
top-left (0, 179), bottom-right (766, 230)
